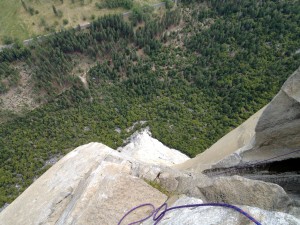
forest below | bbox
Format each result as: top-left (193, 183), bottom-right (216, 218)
top-left (0, 0), bottom-right (299, 207)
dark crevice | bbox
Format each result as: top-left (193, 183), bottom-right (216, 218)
top-left (203, 158), bottom-right (300, 201)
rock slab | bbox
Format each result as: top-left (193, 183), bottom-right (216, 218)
top-left (0, 143), bottom-right (167, 225)
top-left (141, 196), bottom-right (300, 225)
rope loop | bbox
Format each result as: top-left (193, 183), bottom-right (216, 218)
top-left (117, 203), bottom-right (155, 225)
top-left (118, 202), bottom-right (262, 225)
top-left (153, 202), bottom-right (167, 222)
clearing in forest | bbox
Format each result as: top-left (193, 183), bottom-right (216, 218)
top-left (0, 0), bottom-right (159, 45)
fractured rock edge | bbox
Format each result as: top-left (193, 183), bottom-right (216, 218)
top-left (1, 141), bottom-right (299, 224)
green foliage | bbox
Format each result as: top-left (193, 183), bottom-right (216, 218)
top-left (0, 43), bottom-right (30, 62)
top-left (165, 0), bottom-right (174, 9)
top-left (28, 6), bottom-right (36, 16)
top-left (63, 18), bottom-right (69, 25)
top-left (19, 0), bottom-right (37, 16)
top-left (2, 36), bottom-right (14, 45)
top-left (52, 5), bottom-right (63, 18)
top-left (96, 0), bottom-right (134, 10)
top-left (0, 62), bottom-right (20, 94)
top-left (21, 0), bottom-right (27, 11)
top-left (129, 6), bottom-right (148, 26)
top-left (39, 17), bottom-right (47, 27)
top-left (52, 5), bottom-right (57, 16)
top-left (184, 0), bottom-right (300, 120)
top-left (145, 179), bottom-right (172, 197)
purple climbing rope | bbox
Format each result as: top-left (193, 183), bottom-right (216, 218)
top-left (118, 203), bottom-right (155, 225)
top-left (118, 145), bottom-right (300, 224)
top-left (118, 202), bottom-right (262, 225)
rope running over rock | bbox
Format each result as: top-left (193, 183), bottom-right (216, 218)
top-left (118, 149), bottom-right (300, 224)
top-left (118, 202), bottom-right (262, 225)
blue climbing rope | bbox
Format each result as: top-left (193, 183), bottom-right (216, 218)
top-left (118, 202), bottom-right (262, 225)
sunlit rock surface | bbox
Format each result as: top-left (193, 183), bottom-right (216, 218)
top-left (119, 128), bottom-right (190, 166)
top-left (0, 143), bottom-right (167, 225)
top-left (141, 196), bottom-right (300, 225)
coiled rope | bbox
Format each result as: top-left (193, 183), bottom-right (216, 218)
top-left (118, 202), bottom-right (262, 225)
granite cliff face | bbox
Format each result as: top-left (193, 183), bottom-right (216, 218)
top-left (177, 67), bottom-right (300, 203)
top-left (0, 142), bottom-right (168, 225)
top-left (174, 106), bottom-right (266, 172)
top-left (1, 68), bottom-right (300, 225)
top-left (1, 139), bottom-right (299, 225)
top-left (241, 67), bottom-right (300, 163)
top-left (212, 67), bottom-right (300, 167)
top-left (177, 68), bottom-right (300, 173)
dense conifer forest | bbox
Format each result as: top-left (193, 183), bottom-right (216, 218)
top-left (0, 0), bottom-right (299, 207)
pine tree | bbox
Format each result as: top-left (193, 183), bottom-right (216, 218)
top-left (21, 0), bottom-right (28, 11)
top-left (52, 5), bottom-right (58, 16)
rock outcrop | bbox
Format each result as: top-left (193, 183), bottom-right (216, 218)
top-left (177, 67), bottom-right (300, 172)
top-left (0, 143), bottom-right (168, 225)
top-left (1, 140), bottom-right (298, 225)
top-left (118, 128), bottom-right (190, 166)
top-left (175, 107), bottom-right (266, 172)
top-left (240, 66), bottom-right (300, 163)
top-left (1, 139), bottom-right (299, 225)
top-left (210, 67), bottom-right (300, 168)
top-left (1, 68), bottom-right (300, 224)
top-left (196, 175), bottom-right (293, 212)
top-left (141, 196), bottom-right (300, 225)
top-left (175, 67), bottom-right (300, 207)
